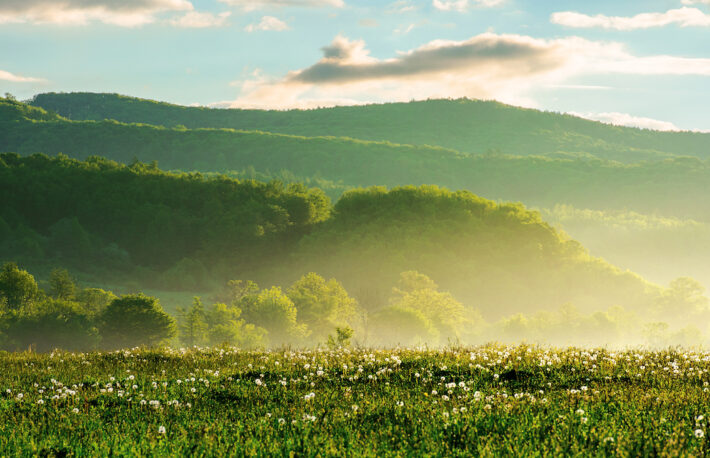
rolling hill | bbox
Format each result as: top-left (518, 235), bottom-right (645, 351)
top-left (2, 97), bottom-right (710, 221)
top-left (30, 92), bottom-right (710, 163)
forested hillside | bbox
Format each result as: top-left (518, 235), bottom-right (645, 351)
top-left (0, 153), bottom-right (675, 326)
top-left (3, 97), bottom-right (710, 220)
top-left (0, 152), bottom-right (329, 290)
top-left (30, 92), bottom-right (710, 162)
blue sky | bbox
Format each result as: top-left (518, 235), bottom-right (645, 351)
top-left (1, 0), bottom-right (709, 130)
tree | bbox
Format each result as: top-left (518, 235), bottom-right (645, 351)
top-left (75, 288), bottom-right (116, 316)
top-left (327, 326), bottom-right (354, 349)
top-left (177, 297), bottom-right (209, 347)
top-left (99, 294), bottom-right (175, 349)
top-left (389, 271), bottom-right (468, 343)
top-left (48, 268), bottom-right (76, 300)
top-left (654, 277), bottom-right (710, 326)
top-left (203, 302), bottom-right (266, 348)
top-left (287, 272), bottom-right (358, 344)
top-left (3, 299), bottom-right (98, 352)
top-left (0, 262), bottom-right (39, 311)
top-left (369, 305), bottom-right (438, 347)
top-left (238, 286), bottom-right (308, 347)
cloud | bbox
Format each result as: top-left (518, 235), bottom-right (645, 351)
top-left (570, 112), bottom-right (681, 131)
top-left (244, 15), bottom-right (289, 31)
top-left (682, 0), bottom-right (710, 4)
top-left (218, 0), bottom-right (343, 11)
top-left (358, 18), bottom-right (379, 27)
top-left (387, 1), bottom-right (418, 13)
top-left (221, 32), bottom-right (710, 109)
top-left (394, 23), bottom-right (418, 34)
top-left (432, 0), bottom-right (505, 12)
top-left (169, 11), bottom-right (231, 27)
top-left (0, 70), bottom-right (45, 83)
top-left (551, 7), bottom-right (710, 30)
top-left (289, 33), bottom-right (562, 85)
top-left (0, 0), bottom-right (193, 26)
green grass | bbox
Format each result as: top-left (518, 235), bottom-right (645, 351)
top-left (1, 345), bottom-right (709, 456)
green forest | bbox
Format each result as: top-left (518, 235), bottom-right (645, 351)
top-left (1, 153), bottom-right (708, 350)
top-left (4, 94), bottom-right (710, 289)
top-left (1, 93), bottom-right (710, 350)
top-left (3, 96), bottom-right (710, 219)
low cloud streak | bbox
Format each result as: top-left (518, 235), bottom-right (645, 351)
top-left (551, 7), bottom-right (710, 30)
top-left (0, 0), bottom-right (193, 26)
top-left (0, 69), bottom-right (45, 83)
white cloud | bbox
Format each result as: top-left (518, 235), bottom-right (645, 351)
top-left (244, 15), bottom-right (289, 31)
top-left (219, 0), bottom-right (343, 11)
top-left (433, 0), bottom-right (505, 12)
top-left (387, 1), bottom-right (418, 13)
top-left (0, 70), bottom-right (45, 83)
top-left (0, 0), bottom-right (193, 26)
top-left (169, 11), bottom-right (231, 28)
top-left (682, 0), bottom-right (710, 4)
top-left (221, 32), bottom-right (710, 109)
top-left (551, 7), bottom-right (710, 30)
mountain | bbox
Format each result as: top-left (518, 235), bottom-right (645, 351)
top-left (30, 92), bottom-right (710, 163)
top-left (2, 97), bottom-right (710, 221)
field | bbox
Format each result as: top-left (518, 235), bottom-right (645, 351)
top-left (1, 345), bottom-right (710, 456)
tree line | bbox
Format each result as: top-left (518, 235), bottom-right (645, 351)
top-left (3, 261), bottom-right (708, 351)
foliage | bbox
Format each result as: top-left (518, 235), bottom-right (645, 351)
top-left (0, 152), bottom-right (330, 281)
top-left (177, 297), bottom-right (267, 348)
top-left (0, 262), bottom-right (39, 310)
top-left (2, 299), bottom-right (98, 352)
top-left (286, 273), bottom-right (358, 345)
top-left (99, 294), bottom-right (176, 350)
top-left (237, 286), bottom-right (308, 347)
top-left (48, 268), bottom-right (76, 300)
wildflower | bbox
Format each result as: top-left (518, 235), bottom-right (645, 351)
top-left (37, 399), bottom-right (44, 405)
top-left (72, 408), bottom-right (79, 413)
top-left (158, 425), bottom-right (166, 435)
top-left (695, 429), bottom-right (705, 438)
top-left (255, 379), bottom-right (262, 386)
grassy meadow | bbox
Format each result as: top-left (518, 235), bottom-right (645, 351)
top-left (2, 345), bottom-right (710, 456)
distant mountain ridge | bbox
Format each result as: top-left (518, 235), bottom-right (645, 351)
top-left (3, 96), bottom-right (710, 221)
top-left (30, 92), bottom-right (710, 163)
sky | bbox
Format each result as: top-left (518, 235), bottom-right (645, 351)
top-left (1, 0), bottom-right (709, 131)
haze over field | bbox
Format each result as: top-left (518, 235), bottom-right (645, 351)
top-left (1, 0), bottom-right (710, 350)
